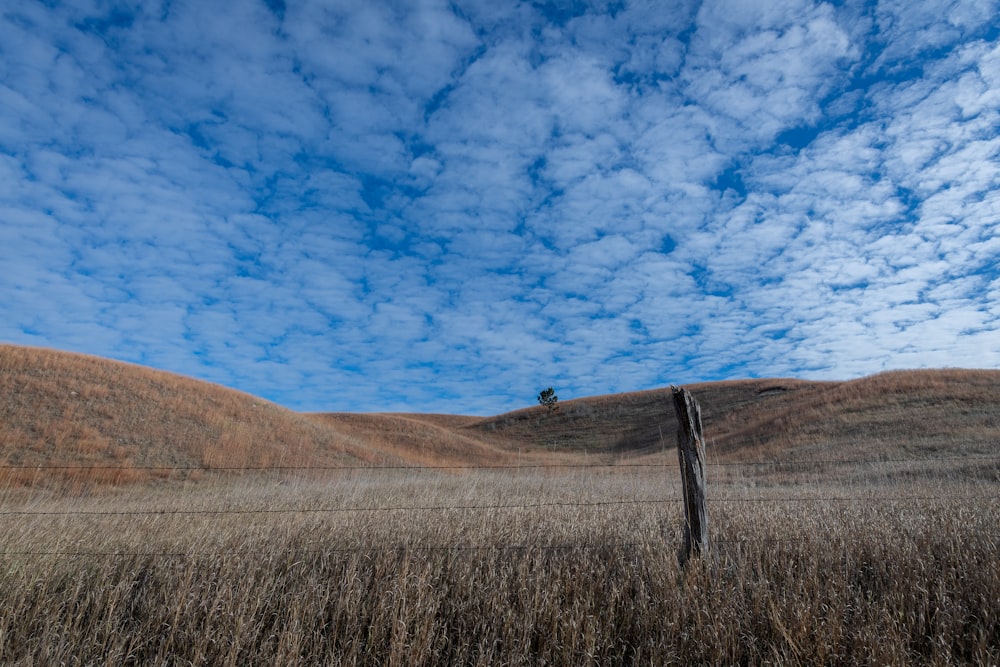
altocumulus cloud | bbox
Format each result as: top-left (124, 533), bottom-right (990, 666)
top-left (1, 0), bottom-right (998, 414)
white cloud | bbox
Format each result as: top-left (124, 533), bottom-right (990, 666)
top-left (0, 0), bottom-right (997, 413)
top-left (683, 0), bottom-right (855, 147)
top-left (872, 0), bottom-right (999, 67)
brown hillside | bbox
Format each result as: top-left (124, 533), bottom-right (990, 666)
top-left (0, 345), bottom-right (381, 484)
top-left (305, 413), bottom-right (514, 468)
top-left (3, 344), bottom-right (998, 486)
top-left (706, 370), bottom-right (1000, 461)
top-left (462, 371), bottom-right (1000, 467)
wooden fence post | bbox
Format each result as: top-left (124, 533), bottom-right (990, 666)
top-left (671, 385), bottom-right (708, 565)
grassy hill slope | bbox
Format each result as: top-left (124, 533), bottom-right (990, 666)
top-left (2, 344), bottom-right (997, 485)
top-left (464, 371), bottom-right (1000, 462)
top-left (305, 412), bottom-right (514, 468)
top-left (0, 345), bottom-right (381, 483)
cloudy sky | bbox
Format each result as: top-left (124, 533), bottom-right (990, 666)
top-left (2, 0), bottom-right (998, 414)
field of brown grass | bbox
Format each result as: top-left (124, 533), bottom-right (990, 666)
top-left (1, 344), bottom-right (998, 663)
top-left (1, 469), bottom-right (997, 664)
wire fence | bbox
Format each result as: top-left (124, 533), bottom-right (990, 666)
top-left (0, 530), bottom-right (989, 559)
top-left (2, 453), bottom-right (997, 559)
top-left (1, 454), bottom-right (998, 471)
top-left (2, 494), bottom-right (999, 518)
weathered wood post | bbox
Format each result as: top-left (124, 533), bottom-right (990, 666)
top-left (671, 385), bottom-right (708, 565)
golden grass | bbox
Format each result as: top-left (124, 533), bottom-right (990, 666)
top-left (466, 370), bottom-right (1000, 466)
top-left (0, 345), bottom-right (385, 483)
top-left (305, 413), bottom-right (517, 468)
top-left (4, 344), bottom-right (999, 489)
top-left (1, 466), bottom-right (997, 664)
top-left (2, 344), bottom-right (998, 663)
top-left (704, 370), bottom-right (1000, 468)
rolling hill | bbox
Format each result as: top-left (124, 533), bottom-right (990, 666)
top-left (2, 343), bottom-right (998, 484)
top-left (0, 345), bottom-right (382, 483)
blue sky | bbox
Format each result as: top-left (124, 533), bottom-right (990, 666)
top-left (1, 0), bottom-right (998, 414)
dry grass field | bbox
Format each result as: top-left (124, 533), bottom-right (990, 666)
top-left (1, 344), bottom-right (998, 664)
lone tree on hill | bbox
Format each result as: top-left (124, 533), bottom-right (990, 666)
top-left (537, 387), bottom-right (559, 412)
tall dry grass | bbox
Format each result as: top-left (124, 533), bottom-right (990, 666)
top-left (1, 465), bottom-right (997, 665)
top-left (2, 344), bottom-right (998, 662)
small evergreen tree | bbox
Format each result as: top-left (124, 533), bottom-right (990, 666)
top-left (537, 387), bottom-right (558, 412)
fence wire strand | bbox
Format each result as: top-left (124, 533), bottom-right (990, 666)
top-left (0, 532), bottom-right (977, 559)
top-left (0, 454), bottom-right (997, 472)
top-left (2, 453), bottom-right (996, 560)
top-left (1, 494), bottom-right (998, 518)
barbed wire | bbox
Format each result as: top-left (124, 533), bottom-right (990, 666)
top-left (2, 455), bottom-right (996, 560)
top-left (0, 531), bottom-right (976, 559)
top-left (1, 494), bottom-right (996, 518)
top-left (0, 498), bottom-right (681, 516)
top-left (0, 454), bottom-right (997, 472)
top-left (1, 543), bottom-right (648, 558)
